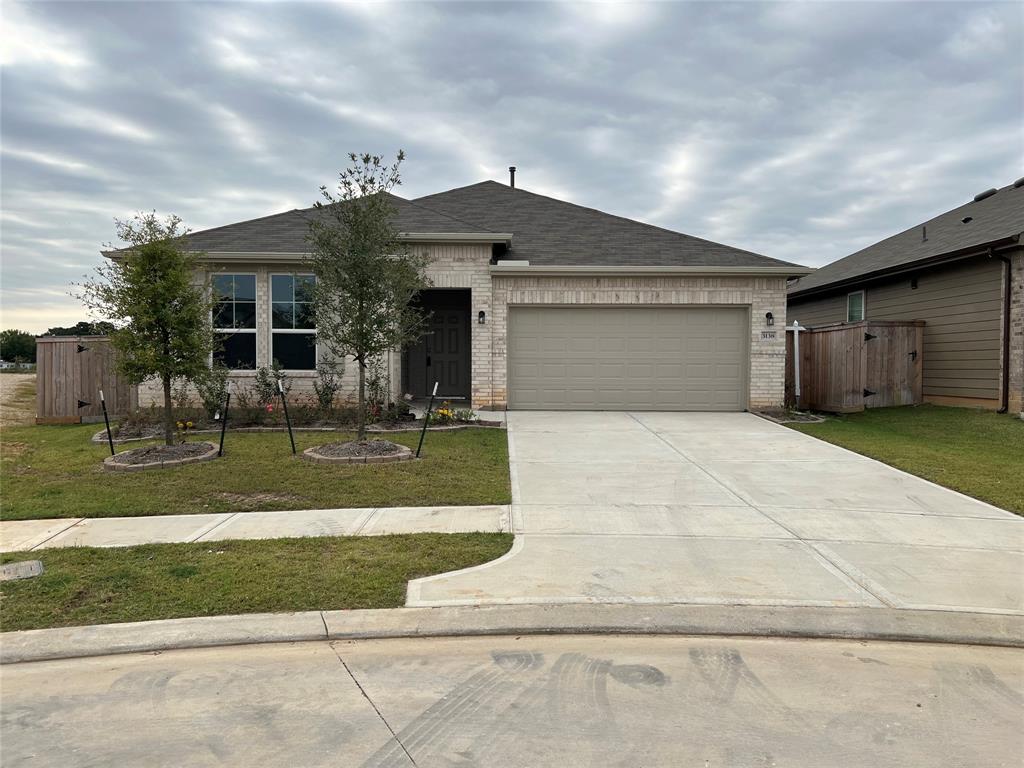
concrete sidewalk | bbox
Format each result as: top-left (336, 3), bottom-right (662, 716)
top-left (410, 411), bottom-right (1023, 615)
top-left (0, 505), bottom-right (511, 551)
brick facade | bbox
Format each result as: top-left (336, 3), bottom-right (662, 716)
top-left (140, 245), bottom-right (790, 412)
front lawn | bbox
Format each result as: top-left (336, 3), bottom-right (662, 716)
top-left (0, 533), bottom-right (513, 631)
top-left (788, 405), bottom-right (1024, 515)
top-left (1, 424), bottom-right (511, 520)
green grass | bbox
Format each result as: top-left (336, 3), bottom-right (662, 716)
top-left (1, 424), bottom-right (511, 519)
top-left (788, 405), bottom-right (1024, 515)
top-left (0, 533), bottom-right (513, 631)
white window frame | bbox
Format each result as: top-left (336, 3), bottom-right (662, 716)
top-left (211, 271), bottom-right (259, 371)
top-left (846, 290), bottom-right (865, 322)
top-left (270, 272), bottom-right (318, 372)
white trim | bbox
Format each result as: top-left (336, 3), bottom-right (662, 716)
top-left (846, 290), bottom-right (866, 322)
top-left (489, 264), bottom-right (813, 277)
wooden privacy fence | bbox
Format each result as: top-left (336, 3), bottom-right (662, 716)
top-left (36, 336), bottom-right (137, 424)
top-left (785, 320), bottom-right (925, 413)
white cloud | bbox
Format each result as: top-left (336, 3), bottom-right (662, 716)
top-left (946, 11), bottom-right (1007, 58)
top-left (0, 2), bottom-right (90, 71)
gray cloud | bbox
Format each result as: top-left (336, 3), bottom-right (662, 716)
top-left (1, 0), bottom-right (1020, 332)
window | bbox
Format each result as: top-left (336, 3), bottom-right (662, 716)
top-left (847, 290), bottom-right (865, 322)
top-left (212, 274), bottom-right (257, 369)
top-left (271, 274), bottom-right (316, 370)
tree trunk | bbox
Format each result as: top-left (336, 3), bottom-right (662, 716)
top-left (357, 359), bottom-right (366, 442)
top-left (162, 375), bottom-right (174, 446)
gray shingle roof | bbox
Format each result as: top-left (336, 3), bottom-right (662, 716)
top-left (181, 194), bottom-right (492, 253)
top-left (164, 180), bottom-right (804, 270)
top-left (789, 179), bottom-right (1024, 297)
top-left (413, 181), bottom-right (800, 268)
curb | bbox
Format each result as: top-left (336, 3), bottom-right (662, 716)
top-left (2, 604), bottom-right (1021, 664)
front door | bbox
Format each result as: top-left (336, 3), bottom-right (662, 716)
top-left (407, 308), bottom-right (470, 399)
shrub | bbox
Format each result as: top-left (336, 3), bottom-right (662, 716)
top-left (193, 363), bottom-right (230, 419)
top-left (312, 361), bottom-right (343, 414)
top-left (254, 361), bottom-right (290, 406)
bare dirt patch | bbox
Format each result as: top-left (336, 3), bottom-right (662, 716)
top-left (0, 374), bottom-right (36, 426)
top-left (210, 492), bottom-right (302, 510)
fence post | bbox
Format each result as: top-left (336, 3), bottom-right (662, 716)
top-left (790, 320), bottom-right (806, 407)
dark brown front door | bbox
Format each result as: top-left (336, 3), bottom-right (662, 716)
top-left (406, 296), bottom-right (471, 399)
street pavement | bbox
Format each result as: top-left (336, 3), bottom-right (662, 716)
top-left (1, 635), bottom-right (1021, 767)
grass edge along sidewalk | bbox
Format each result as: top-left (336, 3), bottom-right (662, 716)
top-left (0, 533), bottom-right (514, 632)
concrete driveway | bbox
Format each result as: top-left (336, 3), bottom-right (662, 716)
top-left (409, 411), bottom-right (1023, 613)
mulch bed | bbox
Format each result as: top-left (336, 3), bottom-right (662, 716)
top-left (314, 440), bottom-right (404, 458)
top-left (108, 442), bottom-right (213, 466)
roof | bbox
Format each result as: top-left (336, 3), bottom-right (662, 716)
top-left (115, 180), bottom-right (807, 271)
top-left (413, 181), bottom-right (801, 269)
top-left (789, 179), bottom-right (1024, 298)
top-left (179, 194), bottom-right (494, 253)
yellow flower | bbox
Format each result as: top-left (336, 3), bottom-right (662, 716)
top-left (186, 421), bottom-right (193, 428)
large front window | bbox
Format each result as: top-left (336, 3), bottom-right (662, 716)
top-left (271, 274), bottom-right (316, 370)
top-left (213, 274), bottom-right (257, 369)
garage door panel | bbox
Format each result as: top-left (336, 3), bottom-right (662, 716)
top-left (508, 306), bottom-right (748, 411)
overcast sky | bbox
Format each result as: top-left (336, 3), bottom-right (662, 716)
top-left (1, 1), bottom-right (1021, 333)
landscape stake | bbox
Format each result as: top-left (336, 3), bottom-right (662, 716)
top-left (416, 381), bottom-right (439, 458)
top-left (99, 389), bottom-right (115, 456)
top-left (218, 392), bottom-right (231, 457)
top-left (278, 379), bottom-right (296, 454)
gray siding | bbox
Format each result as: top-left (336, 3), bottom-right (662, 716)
top-left (788, 255), bottom-right (1004, 401)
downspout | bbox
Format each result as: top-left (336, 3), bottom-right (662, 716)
top-left (992, 247), bottom-right (1012, 413)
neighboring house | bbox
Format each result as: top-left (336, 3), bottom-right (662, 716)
top-left (788, 179), bottom-right (1024, 413)
top-left (125, 175), bottom-right (811, 412)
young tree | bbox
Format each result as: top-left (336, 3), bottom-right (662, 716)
top-left (308, 152), bottom-right (431, 440)
top-left (78, 213), bottom-right (213, 445)
top-left (0, 329), bottom-right (35, 363)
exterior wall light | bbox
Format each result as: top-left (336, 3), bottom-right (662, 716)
top-left (478, 310), bottom-right (486, 325)
top-left (765, 311), bottom-right (774, 327)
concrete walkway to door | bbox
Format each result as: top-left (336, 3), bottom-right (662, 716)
top-left (408, 411), bottom-right (1023, 614)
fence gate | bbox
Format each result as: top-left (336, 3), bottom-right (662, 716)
top-left (35, 336), bottom-right (137, 424)
top-left (785, 320), bottom-right (924, 413)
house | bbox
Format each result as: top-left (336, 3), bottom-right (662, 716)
top-left (788, 179), bottom-right (1024, 414)
top-left (130, 174), bottom-right (811, 412)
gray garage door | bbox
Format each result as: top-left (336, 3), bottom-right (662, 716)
top-left (508, 306), bottom-right (748, 411)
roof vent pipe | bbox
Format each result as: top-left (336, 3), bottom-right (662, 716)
top-left (509, 166), bottom-right (516, 188)
top-left (921, 225), bottom-right (927, 242)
